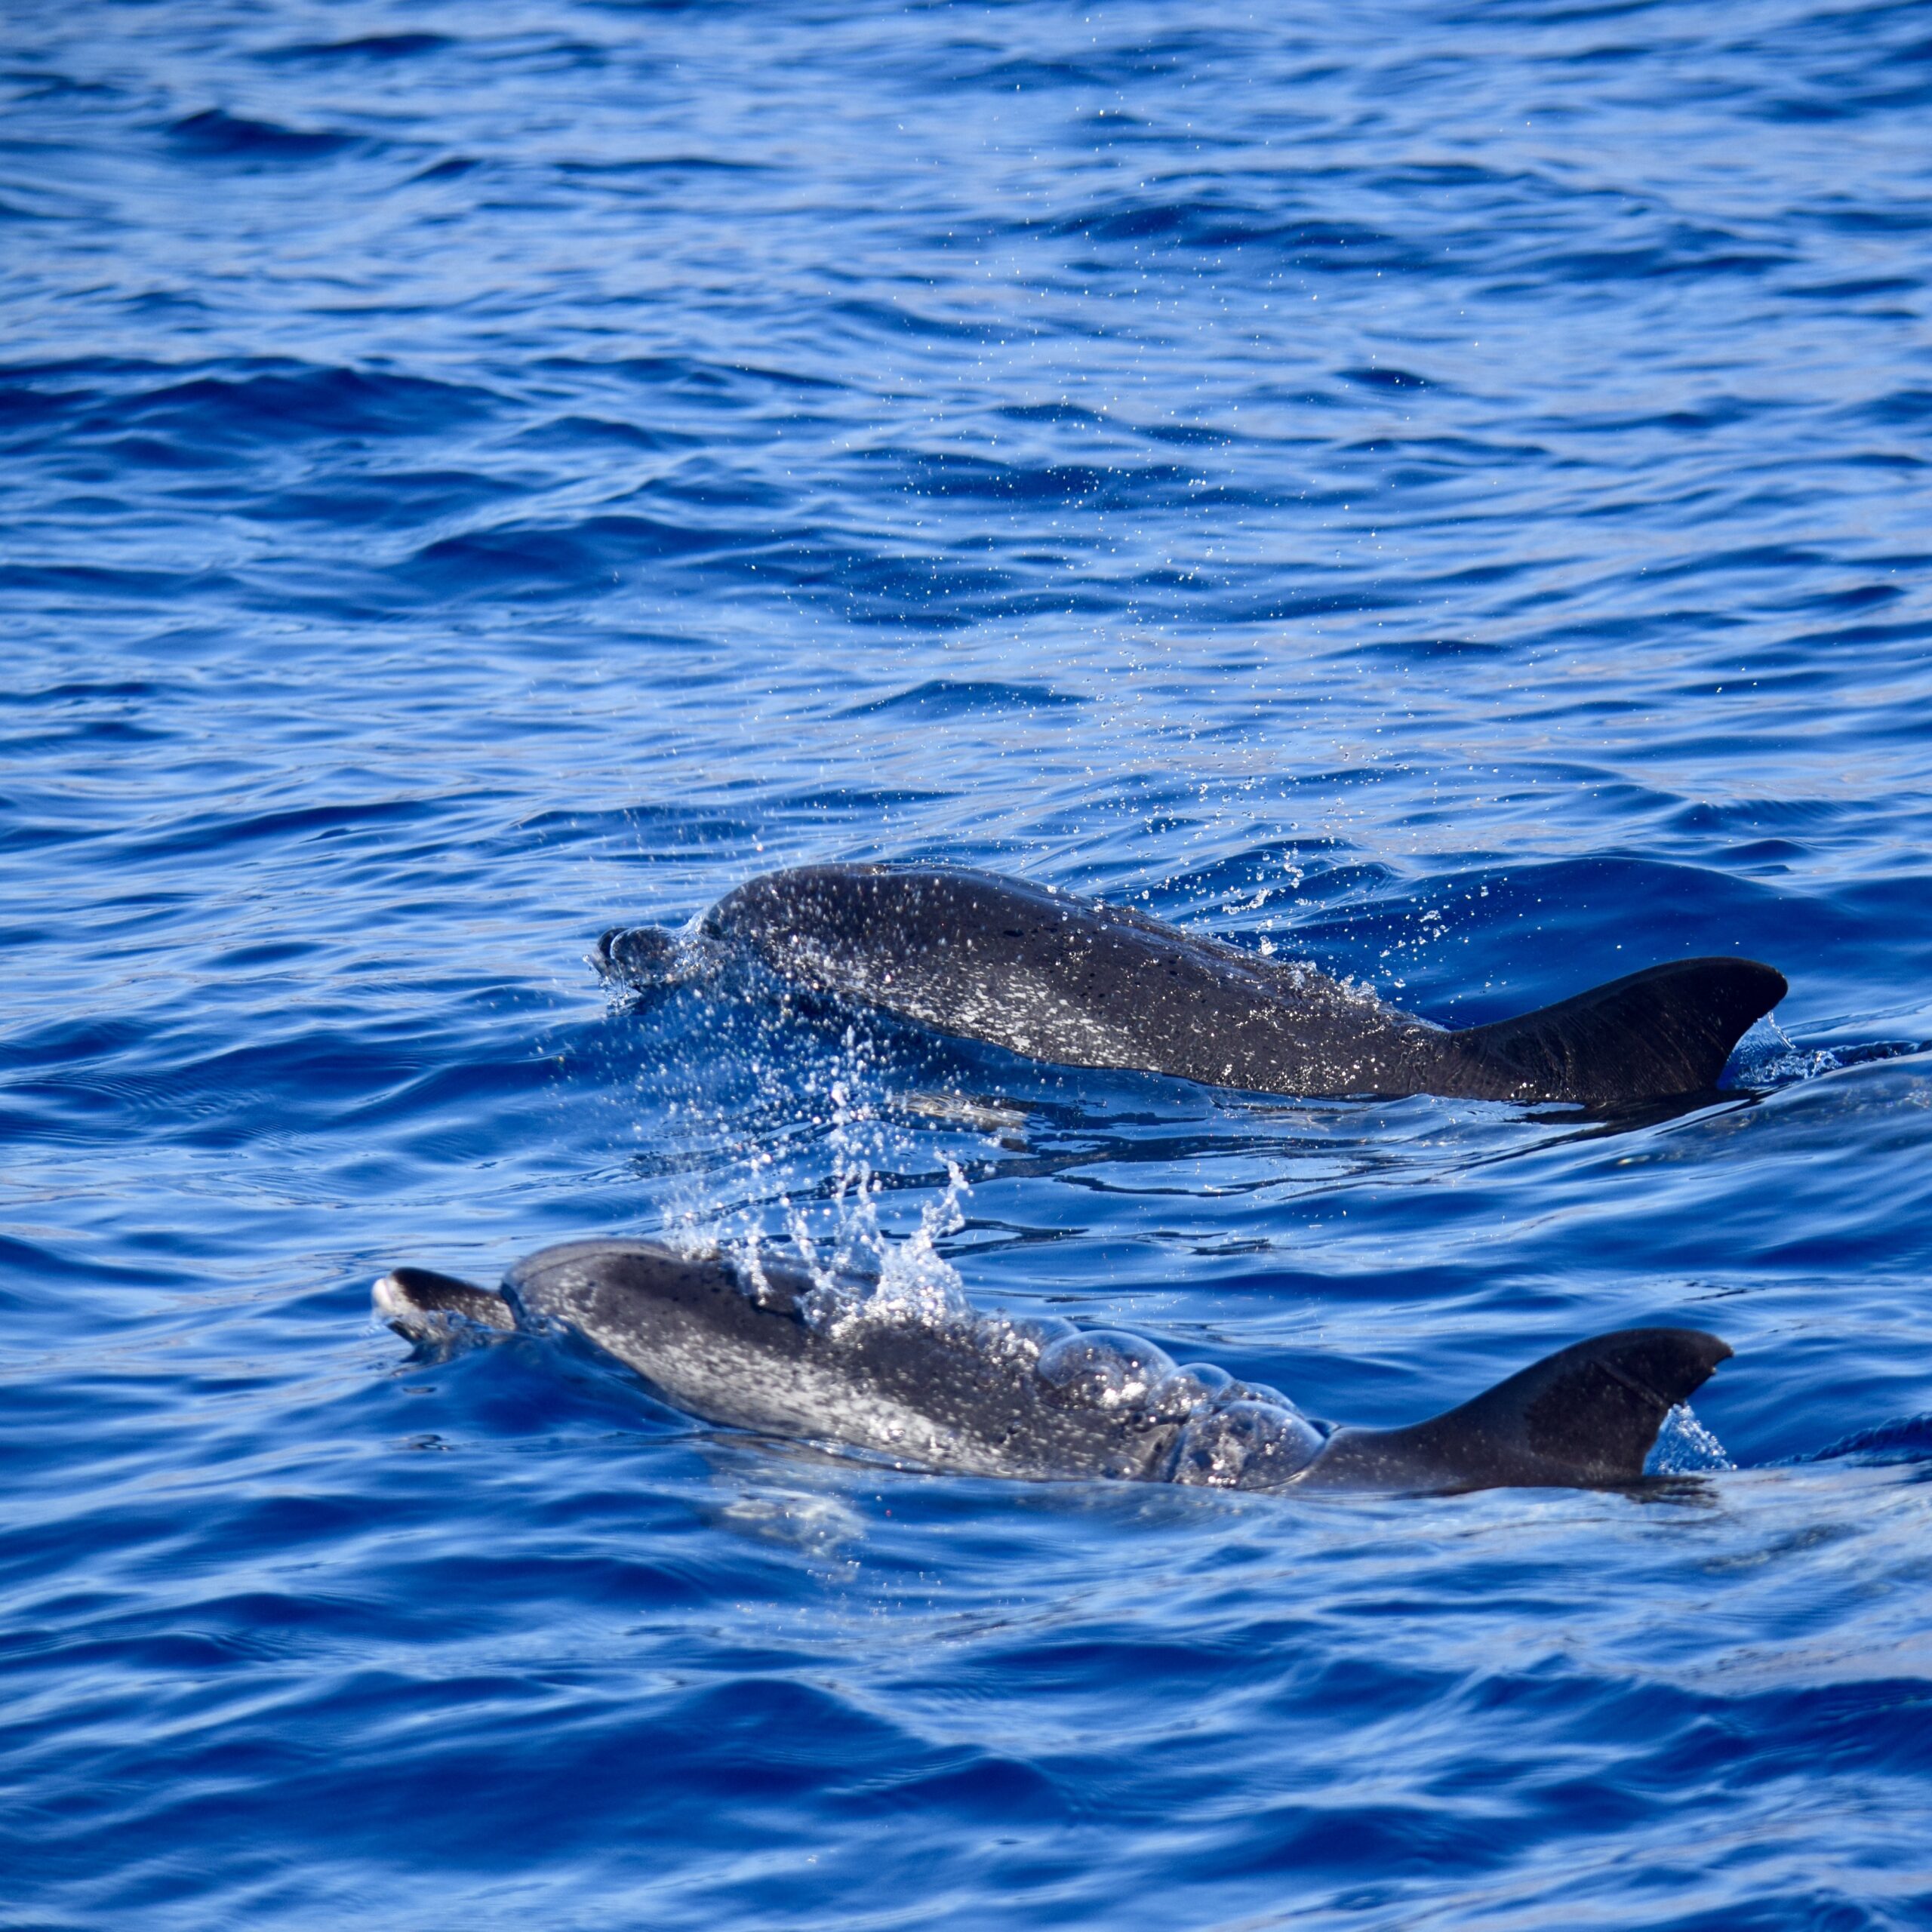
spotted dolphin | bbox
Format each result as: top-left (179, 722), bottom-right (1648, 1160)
top-left (374, 1241), bottom-right (1730, 1496)
top-left (595, 863), bottom-right (1786, 1109)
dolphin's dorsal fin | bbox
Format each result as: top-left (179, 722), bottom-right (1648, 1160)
top-left (1305, 1327), bottom-right (1732, 1492)
top-left (1452, 958), bottom-right (1786, 1106)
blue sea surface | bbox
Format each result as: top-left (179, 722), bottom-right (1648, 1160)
top-left (5, 1), bottom-right (1932, 1924)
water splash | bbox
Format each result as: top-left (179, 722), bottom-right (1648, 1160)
top-left (1728, 1014), bottom-right (1841, 1088)
top-left (649, 996), bottom-right (975, 1330)
top-left (1646, 1403), bottom-right (1735, 1475)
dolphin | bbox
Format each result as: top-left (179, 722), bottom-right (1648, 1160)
top-left (594, 863), bottom-right (1786, 1109)
top-left (374, 1241), bottom-right (1730, 1495)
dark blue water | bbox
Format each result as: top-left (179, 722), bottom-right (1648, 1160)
top-left (7, 1), bottom-right (1932, 1923)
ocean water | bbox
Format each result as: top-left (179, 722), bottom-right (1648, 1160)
top-left (5, 0), bottom-right (1932, 1924)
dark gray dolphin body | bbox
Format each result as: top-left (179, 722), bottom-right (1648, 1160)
top-left (595, 863), bottom-right (1786, 1109)
top-left (375, 1241), bottom-right (1730, 1495)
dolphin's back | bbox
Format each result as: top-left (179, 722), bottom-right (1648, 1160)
top-left (677, 863), bottom-right (1784, 1108)
top-left (702, 863), bottom-right (1444, 1095)
top-left (503, 1239), bottom-right (1212, 1483)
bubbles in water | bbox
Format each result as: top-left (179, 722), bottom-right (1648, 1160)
top-left (1164, 1401), bottom-right (1325, 1487)
top-left (1036, 1331), bottom-right (1178, 1409)
top-left (712, 1487), bottom-right (866, 1558)
top-left (988, 1313), bottom-right (1080, 1362)
top-left (1148, 1361), bottom-right (1235, 1418)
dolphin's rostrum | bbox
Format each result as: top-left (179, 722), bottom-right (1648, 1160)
top-left (375, 1241), bottom-right (1730, 1496)
top-left (595, 863), bottom-right (1786, 1109)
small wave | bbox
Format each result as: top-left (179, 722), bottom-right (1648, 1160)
top-left (1341, 366), bottom-right (1437, 392)
top-left (69, 360), bottom-right (500, 451)
top-left (1786, 273), bottom-right (1921, 303)
top-left (842, 679), bottom-right (1083, 720)
top-left (956, 55), bottom-right (1114, 91)
top-left (533, 350), bottom-right (842, 396)
top-left (873, 451), bottom-right (1193, 507)
top-left (520, 801), bottom-right (761, 848)
top-left (557, 154), bottom-right (772, 180)
top-left (1667, 795), bottom-right (1863, 835)
top-left (1046, 201), bottom-right (1409, 267)
top-left (1518, 239), bottom-right (1789, 285)
top-left (513, 414), bottom-right (701, 454)
top-left (264, 32), bottom-right (453, 63)
top-left (114, 795), bottom-right (448, 865)
top-left (406, 513), bottom-right (755, 598)
top-left (0, 676), bottom-right (162, 706)
top-left (998, 400), bottom-right (1108, 427)
top-left (1856, 385), bottom-right (1932, 427)
top-left (1801, 1414), bottom-right (1932, 1467)
top-left (167, 107), bottom-right (355, 160)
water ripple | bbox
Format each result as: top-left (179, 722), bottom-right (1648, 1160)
top-left (5, 0), bottom-right (1932, 1924)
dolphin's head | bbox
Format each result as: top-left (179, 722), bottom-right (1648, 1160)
top-left (373, 1266), bottom-right (515, 1339)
